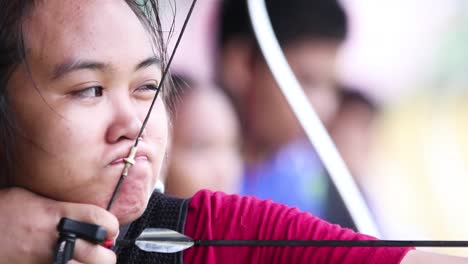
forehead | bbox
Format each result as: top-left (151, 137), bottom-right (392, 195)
top-left (23, 0), bottom-right (156, 74)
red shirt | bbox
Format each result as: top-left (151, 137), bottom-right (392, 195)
top-left (184, 190), bottom-right (412, 264)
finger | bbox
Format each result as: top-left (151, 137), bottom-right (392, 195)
top-left (74, 239), bottom-right (116, 264)
top-left (59, 203), bottom-right (119, 240)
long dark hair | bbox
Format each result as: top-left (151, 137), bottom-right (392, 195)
top-left (0, 0), bottom-right (170, 186)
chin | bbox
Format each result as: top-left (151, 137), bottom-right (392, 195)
top-left (110, 164), bottom-right (158, 225)
top-left (112, 187), bottom-right (152, 225)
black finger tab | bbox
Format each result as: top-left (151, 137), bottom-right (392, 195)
top-left (58, 217), bottom-right (107, 243)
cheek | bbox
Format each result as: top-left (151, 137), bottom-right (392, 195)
top-left (252, 68), bottom-right (291, 120)
top-left (11, 83), bottom-right (106, 155)
top-left (146, 106), bottom-right (169, 148)
top-left (14, 105), bottom-right (103, 170)
top-left (10, 116), bottom-right (102, 203)
top-left (144, 103), bottom-right (169, 171)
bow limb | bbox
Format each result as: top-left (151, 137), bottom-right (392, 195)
top-left (246, 0), bottom-right (380, 237)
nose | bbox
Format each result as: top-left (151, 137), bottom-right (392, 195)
top-left (105, 95), bottom-right (144, 144)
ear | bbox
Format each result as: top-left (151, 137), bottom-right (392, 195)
top-left (219, 37), bottom-right (257, 104)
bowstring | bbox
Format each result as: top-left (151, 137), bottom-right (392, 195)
top-left (136, 0), bottom-right (197, 147)
top-left (107, 0), bottom-right (198, 210)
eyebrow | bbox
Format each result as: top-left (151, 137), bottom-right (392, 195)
top-left (51, 56), bottom-right (161, 81)
top-left (135, 57), bottom-right (161, 71)
top-left (51, 59), bottom-right (109, 80)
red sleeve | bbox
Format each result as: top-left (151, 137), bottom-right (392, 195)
top-left (183, 190), bottom-right (413, 264)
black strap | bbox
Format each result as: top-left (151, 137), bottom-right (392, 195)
top-left (116, 192), bottom-right (191, 264)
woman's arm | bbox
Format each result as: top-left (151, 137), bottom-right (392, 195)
top-left (185, 190), bottom-right (468, 264)
top-left (184, 190), bottom-right (411, 264)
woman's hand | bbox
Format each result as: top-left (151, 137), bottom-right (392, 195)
top-left (0, 187), bottom-right (119, 264)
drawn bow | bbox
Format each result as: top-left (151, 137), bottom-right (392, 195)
top-left (55, 0), bottom-right (468, 260)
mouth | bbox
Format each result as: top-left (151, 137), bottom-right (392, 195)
top-left (110, 154), bottom-right (149, 165)
top-left (107, 144), bottom-right (153, 167)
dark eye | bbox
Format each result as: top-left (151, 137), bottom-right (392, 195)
top-left (73, 86), bottom-right (103, 98)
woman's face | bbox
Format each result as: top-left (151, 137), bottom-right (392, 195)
top-left (6, 0), bottom-right (168, 224)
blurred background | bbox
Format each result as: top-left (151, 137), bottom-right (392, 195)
top-left (159, 0), bottom-right (468, 257)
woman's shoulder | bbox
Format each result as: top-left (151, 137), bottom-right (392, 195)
top-left (188, 190), bottom-right (290, 221)
top-left (186, 189), bottom-right (336, 238)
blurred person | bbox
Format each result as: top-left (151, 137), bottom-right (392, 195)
top-left (219, 0), bottom-right (345, 158)
top-left (217, 0), bottom-right (349, 220)
top-left (329, 88), bottom-right (378, 185)
top-left (323, 88), bottom-right (378, 228)
top-left (164, 74), bottom-right (243, 198)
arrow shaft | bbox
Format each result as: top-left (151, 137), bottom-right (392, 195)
top-left (194, 240), bottom-right (468, 247)
top-left (117, 239), bottom-right (468, 248)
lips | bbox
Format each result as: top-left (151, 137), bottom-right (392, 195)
top-left (107, 145), bottom-right (153, 167)
top-left (110, 154), bottom-right (148, 165)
